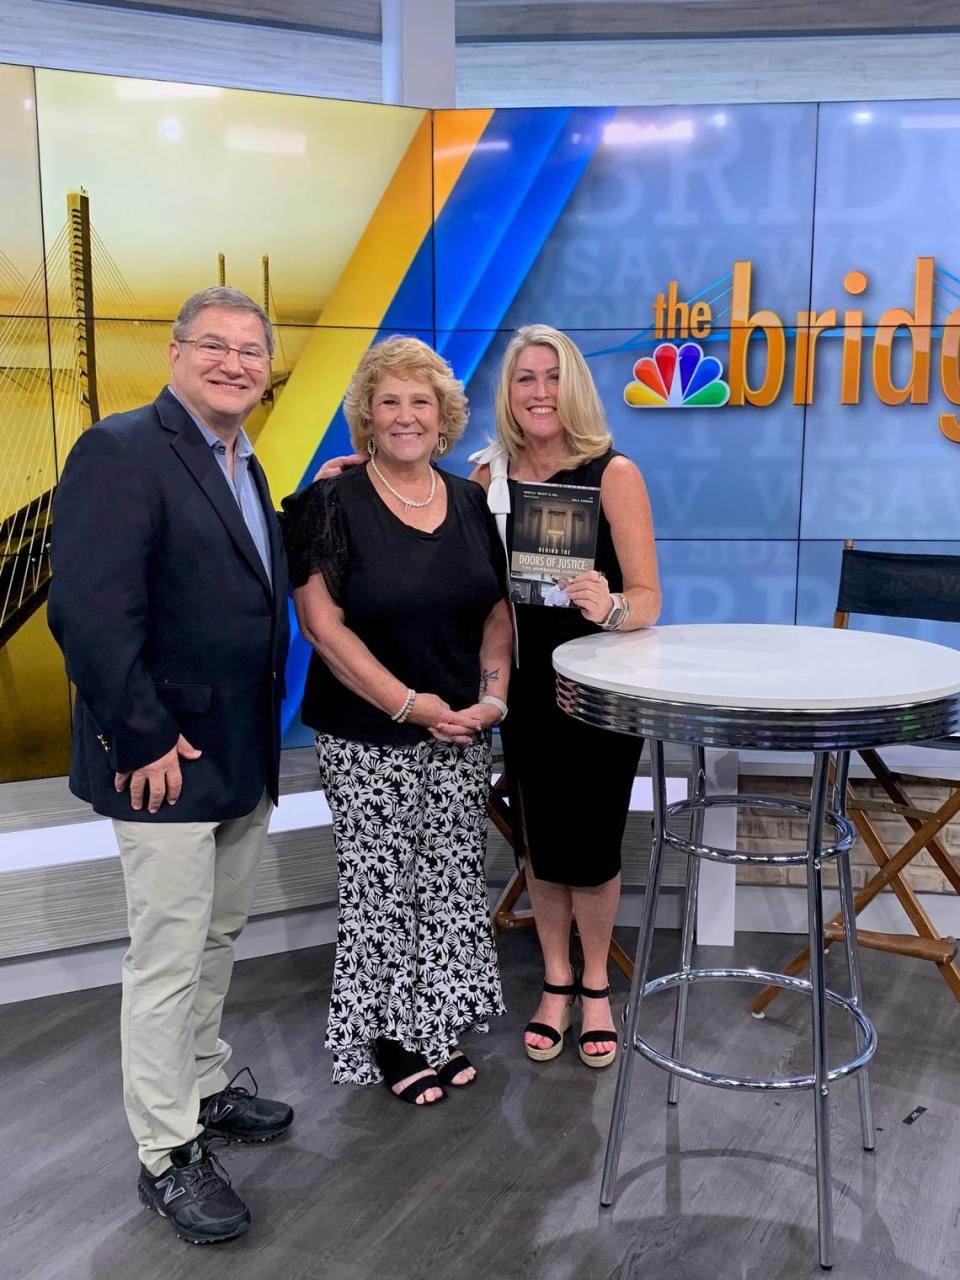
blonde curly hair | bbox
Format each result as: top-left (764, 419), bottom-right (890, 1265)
top-left (343, 336), bottom-right (468, 457)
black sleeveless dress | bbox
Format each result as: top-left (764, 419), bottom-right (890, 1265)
top-left (499, 449), bottom-right (643, 887)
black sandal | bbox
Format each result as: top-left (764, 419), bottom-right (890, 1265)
top-left (436, 1051), bottom-right (476, 1088)
top-left (373, 1038), bottom-right (446, 1105)
top-left (578, 984), bottom-right (617, 1069)
top-left (524, 976), bottom-right (578, 1062)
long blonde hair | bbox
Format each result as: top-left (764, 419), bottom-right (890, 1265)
top-left (494, 324), bottom-right (612, 469)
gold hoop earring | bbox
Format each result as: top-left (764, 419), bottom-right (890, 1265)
top-left (367, 438), bottom-right (377, 457)
top-left (436, 435), bottom-right (448, 456)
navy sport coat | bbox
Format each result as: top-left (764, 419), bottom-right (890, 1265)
top-left (48, 388), bottom-right (290, 821)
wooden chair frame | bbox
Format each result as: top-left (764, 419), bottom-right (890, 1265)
top-left (750, 543), bottom-right (960, 1015)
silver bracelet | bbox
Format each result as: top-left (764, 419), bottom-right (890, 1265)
top-left (600, 593), bottom-right (628, 631)
top-left (480, 694), bottom-right (508, 723)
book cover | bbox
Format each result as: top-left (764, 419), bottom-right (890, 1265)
top-left (509, 481), bottom-right (601, 607)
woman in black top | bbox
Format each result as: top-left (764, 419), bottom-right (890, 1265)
top-left (472, 325), bottom-right (661, 1071)
top-left (284, 337), bottom-right (512, 1106)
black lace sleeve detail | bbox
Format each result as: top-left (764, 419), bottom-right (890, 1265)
top-left (280, 479), bottom-right (348, 602)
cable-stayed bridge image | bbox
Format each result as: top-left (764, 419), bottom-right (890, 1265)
top-left (0, 190), bottom-right (287, 650)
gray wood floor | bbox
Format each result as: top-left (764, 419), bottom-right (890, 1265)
top-left (3, 927), bottom-right (959, 1280)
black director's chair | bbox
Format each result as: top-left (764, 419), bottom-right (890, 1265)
top-left (751, 542), bottom-right (960, 1015)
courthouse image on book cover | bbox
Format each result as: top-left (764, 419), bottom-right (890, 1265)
top-left (509, 482), bottom-right (601, 606)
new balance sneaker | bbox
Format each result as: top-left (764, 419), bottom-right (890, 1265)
top-left (137, 1139), bottom-right (250, 1245)
top-left (199, 1067), bottom-right (294, 1144)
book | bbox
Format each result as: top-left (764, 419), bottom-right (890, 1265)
top-left (509, 480), bottom-right (601, 607)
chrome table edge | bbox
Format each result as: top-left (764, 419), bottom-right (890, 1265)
top-left (556, 675), bottom-right (960, 751)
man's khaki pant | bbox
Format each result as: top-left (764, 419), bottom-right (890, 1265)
top-left (113, 791), bottom-right (272, 1175)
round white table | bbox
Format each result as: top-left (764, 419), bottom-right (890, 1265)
top-left (553, 623), bottom-right (960, 1270)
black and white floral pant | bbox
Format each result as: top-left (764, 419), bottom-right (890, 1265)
top-left (315, 733), bottom-right (505, 1085)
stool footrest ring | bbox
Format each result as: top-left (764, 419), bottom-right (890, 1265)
top-left (664, 794), bottom-right (857, 865)
top-left (629, 966), bottom-right (876, 1091)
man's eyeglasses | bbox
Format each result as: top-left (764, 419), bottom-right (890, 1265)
top-left (178, 338), bottom-right (270, 369)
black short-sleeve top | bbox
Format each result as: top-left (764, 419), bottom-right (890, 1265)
top-left (283, 466), bottom-right (506, 747)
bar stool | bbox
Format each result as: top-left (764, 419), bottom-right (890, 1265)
top-left (553, 623), bottom-right (960, 1270)
top-left (602, 742), bottom-right (875, 1271)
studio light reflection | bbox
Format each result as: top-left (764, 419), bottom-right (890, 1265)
top-left (158, 115), bottom-right (181, 143)
top-left (603, 119), bottom-right (695, 147)
top-left (225, 126), bottom-right (307, 156)
top-left (901, 113), bottom-right (960, 129)
top-left (114, 79), bottom-right (222, 101)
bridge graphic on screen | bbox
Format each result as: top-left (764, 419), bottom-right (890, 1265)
top-left (0, 191), bottom-right (287, 649)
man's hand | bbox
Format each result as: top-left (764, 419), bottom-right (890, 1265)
top-left (313, 453), bottom-right (368, 481)
top-left (114, 734), bottom-right (202, 813)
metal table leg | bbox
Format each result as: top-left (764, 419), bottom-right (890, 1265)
top-left (833, 751), bottom-right (876, 1152)
top-left (597, 740), bottom-right (875, 1272)
top-left (667, 744), bottom-right (705, 1106)
top-left (600, 738), bottom-right (669, 1206)
top-left (807, 751), bottom-right (834, 1269)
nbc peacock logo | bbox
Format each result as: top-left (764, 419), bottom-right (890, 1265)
top-left (624, 341), bottom-right (730, 409)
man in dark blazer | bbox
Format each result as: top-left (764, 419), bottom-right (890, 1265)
top-left (48, 286), bottom-right (292, 1245)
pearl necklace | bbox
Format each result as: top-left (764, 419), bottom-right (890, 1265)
top-left (370, 456), bottom-right (437, 509)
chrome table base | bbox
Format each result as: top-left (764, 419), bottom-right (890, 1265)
top-left (599, 742), bottom-right (877, 1271)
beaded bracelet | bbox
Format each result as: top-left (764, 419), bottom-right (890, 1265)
top-left (391, 688), bottom-right (416, 723)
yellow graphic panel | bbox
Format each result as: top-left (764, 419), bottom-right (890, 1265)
top-left (0, 66), bottom-right (44, 317)
top-left (0, 64), bottom-right (438, 782)
top-left (0, 607), bottom-right (71, 783)
top-left (34, 71), bottom-right (428, 326)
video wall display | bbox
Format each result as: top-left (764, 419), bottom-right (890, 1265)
top-left (2, 68), bottom-right (959, 778)
top-left (0, 64), bottom-right (430, 777)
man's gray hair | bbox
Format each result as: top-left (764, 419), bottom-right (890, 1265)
top-left (172, 286), bottom-right (275, 355)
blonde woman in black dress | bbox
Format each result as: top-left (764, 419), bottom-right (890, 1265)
top-left (471, 325), bottom-right (660, 1069)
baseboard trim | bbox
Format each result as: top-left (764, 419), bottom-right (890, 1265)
top-left (735, 884), bottom-right (960, 937)
top-left (2, 885), bottom-right (955, 1006)
top-left (0, 905), bottom-right (339, 1006)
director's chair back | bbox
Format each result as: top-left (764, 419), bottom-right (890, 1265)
top-left (835, 545), bottom-right (960, 630)
top-left (751, 542), bottom-right (960, 1014)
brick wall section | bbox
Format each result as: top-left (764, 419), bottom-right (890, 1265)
top-left (736, 774), bottom-right (960, 892)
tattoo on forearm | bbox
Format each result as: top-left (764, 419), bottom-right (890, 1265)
top-left (479, 667), bottom-right (501, 695)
